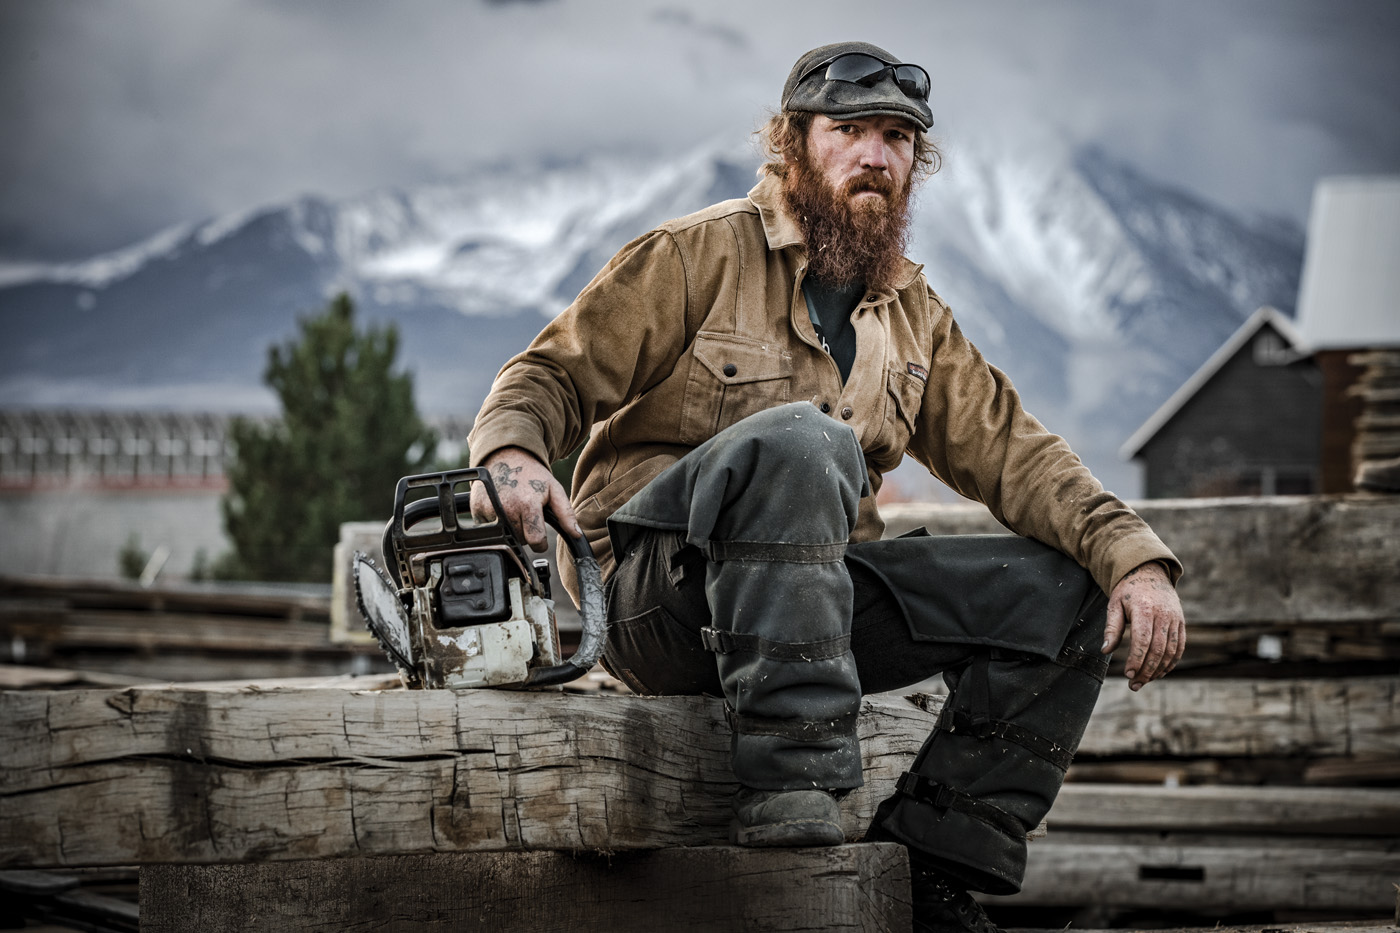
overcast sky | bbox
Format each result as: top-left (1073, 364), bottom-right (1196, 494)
top-left (3, 0), bottom-right (1398, 260)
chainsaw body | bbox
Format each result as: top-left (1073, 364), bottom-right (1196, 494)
top-left (353, 468), bottom-right (607, 690)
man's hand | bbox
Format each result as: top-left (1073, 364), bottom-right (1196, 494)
top-left (471, 447), bottom-right (580, 552)
top-left (1102, 562), bottom-right (1186, 692)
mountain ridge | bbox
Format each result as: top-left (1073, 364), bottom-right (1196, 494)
top-left (0, 136), bottom-right (1304, 496)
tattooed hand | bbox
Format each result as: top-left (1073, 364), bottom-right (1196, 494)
top-left (470, 447), bottom-right (581, 553)
top-left (1102, 561), bottom-right (1186, 692)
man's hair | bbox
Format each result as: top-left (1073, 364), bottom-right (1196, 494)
top-left (756, 110), bottom-right (942, 185)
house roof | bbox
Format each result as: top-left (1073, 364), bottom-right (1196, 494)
top-left (1296, 176), bottom-right (1400, 350)
top-left (1120, 306), bottom-right (1304, 460)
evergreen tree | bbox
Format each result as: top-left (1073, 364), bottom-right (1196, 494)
top-left (221, 293), bottom-right (436, 581)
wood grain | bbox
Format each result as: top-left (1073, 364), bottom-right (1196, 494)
top-left (4, 676), bottom-right (1397, 868)
top-left (881, 495), bottom-right (1400, 626)
top-left (139, 845), bottom-right (911, 933)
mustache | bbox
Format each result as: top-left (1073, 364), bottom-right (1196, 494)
top-left (843, 172), bottom-right (898, 198)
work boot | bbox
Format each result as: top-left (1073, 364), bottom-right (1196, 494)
top-left (729, 786), bottom-right (844, 847)
top-left (911, 862), bottom-right (1002, 933)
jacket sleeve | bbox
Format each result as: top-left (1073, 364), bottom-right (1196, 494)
top-left (467, 230), bottom-right (690, 469)
top-left (906, 288), bottom-right (1181, 595)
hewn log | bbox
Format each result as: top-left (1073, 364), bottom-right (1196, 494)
top-left (1049, 784), bottom-right (1400, 835)
top-left (912, 675), bottom-right (1400, 759)
top-left (139, 845), bottom-right (911, 933)
top-left (881, 495), bottom-right (1400, 626)
top-left (10, 672), bottom-right (1400, 868)
top-left (981, 832), bottom-right (1400, 911)
top-left (0, 683), bottom-right (936, 868)
top-left (1083, 675), bottom-right (1400, 758)
top-left (4, 677), bottom-right (1396, 868)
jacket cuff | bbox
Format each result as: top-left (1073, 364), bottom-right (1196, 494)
top-left (466, 412), bottom-right (553, 470)
top-left (1098, 532), bottom-right (1183, 595)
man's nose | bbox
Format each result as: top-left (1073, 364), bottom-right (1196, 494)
top-left (858, 136), bottom-right (889, 171)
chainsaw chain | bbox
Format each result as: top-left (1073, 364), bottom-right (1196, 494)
top-left (353, 553), bottom-right (422, 688)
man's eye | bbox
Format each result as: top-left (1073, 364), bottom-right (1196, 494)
top-left (837, 124), bottom-right (856, 133)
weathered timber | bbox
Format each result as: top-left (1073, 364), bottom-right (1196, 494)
top-left (0, 575), bottom-right (331, 621)
top-left (139, 845), bottom-right (911, 933)
top-left (1, 574), bottom-right (390, 681)
top-left (1305, 755), bottom-right (1400, 785)
top-left (981, 832), bottom-right (1400, 911)
top-left (0, 683), bottom-right (937, 868)
top-left (881, 495), bottom-right (1400, 626)
top-left (919, 674), bottom-right (1400, 759)
top-left (1048, 784), bottom-right (1400, 835)
top-left (5, 677), bottom-right (1399, 868)
top-left (0, 664), bottom-right (144, 690)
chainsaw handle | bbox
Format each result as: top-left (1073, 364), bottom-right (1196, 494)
top-left (389, 469), bottom-right (608, 689)
top-left (523, 509), bottom-right (608, 688)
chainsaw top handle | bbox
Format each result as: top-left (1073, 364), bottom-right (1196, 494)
top-left (385, 467), bottom-right (608, 688)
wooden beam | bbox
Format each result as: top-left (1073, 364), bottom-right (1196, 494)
top-left (4, 677), bottom-right (1396, 868)
top-left (139, 845), bottom-right (911, 933)
top-left (981, 833), bottom-right (1400, 911)
top-left (912, 675), bottom-right (1400, 759)
top-left (0, 683), bottom-right (936, 868)
top-left (881, 495), bottom-right (1400, 626)
top-left (1048, 784), bottom-right (1400, 835)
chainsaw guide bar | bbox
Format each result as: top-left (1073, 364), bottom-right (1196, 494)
top-left (353, 551), bottom-right (420, 687)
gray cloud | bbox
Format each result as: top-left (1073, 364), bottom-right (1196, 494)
top-left (2, 0), bottom-right (1396, 260)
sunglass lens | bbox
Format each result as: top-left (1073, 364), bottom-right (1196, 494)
top-left (893, 65), bottom-right (930, 101)
top-left (824, 53), bottom-right (889, 85)
top-left (824, 53), bottom-right (930, 102)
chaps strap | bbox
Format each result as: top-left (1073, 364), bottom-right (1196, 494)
top-left (894, 772), bottom-right (1026, 841)
top-left (700, 627), bottom-right (851, 661)
top-left (938, 707), bottom-right (1075, 771)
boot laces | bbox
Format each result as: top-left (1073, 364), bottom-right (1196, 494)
top-left (911, 866), bottom-right (1002, 933)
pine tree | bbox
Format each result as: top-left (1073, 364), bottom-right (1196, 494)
top-left (221, 293), bottom-right (436, 581)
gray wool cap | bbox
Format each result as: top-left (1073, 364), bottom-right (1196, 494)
top-left (781, 41), bottom-right (933, 131)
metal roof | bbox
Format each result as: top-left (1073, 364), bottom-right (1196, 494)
top-left (1296, 176), bottom-right (1400, 350)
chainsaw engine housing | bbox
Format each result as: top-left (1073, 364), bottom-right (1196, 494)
top-left (357, 468), bottom-right (588, 690)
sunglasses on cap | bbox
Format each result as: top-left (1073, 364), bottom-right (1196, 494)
top-left (799, 52), bottom-right (931, 103)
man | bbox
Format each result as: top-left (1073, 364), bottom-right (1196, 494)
top-left (468, 41), bottom-right (1185, 933)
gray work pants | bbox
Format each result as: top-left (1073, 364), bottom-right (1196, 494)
top-left (603, 403), bottom-right (1107, 895)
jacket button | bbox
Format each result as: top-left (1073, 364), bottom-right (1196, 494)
top-left (820, 402), bottom-right (831, 413)
top-left (841, 407), bottom-right (853, 420)
top-left (722, 363), bottom-right (737, 377)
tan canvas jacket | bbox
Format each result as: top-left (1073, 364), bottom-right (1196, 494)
top-left (468, 173), bottom-right (1181, 601)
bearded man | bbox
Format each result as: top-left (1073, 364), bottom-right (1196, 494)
top-left (467, 41), bottom-right (1186, 933)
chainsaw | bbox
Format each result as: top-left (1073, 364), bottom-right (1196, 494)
top-left (352, 467), bottom-right (607, 689)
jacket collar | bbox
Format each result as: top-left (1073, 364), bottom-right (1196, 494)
top-left (748, 173), bottom-right (924, 292)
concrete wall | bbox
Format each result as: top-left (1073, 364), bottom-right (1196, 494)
top-left (0, 487), bottom-right (230, 580)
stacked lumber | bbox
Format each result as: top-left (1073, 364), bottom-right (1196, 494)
top-left (1351, 349), bottom-right (1400, 491)
top-left (2, 495), bottom-right (1397, 927)
top-left (886, 494), bottom-right (1400, 919)
top-left (0, 574), bottom-right (392, 682)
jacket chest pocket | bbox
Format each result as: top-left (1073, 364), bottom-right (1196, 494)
top-left (678, 332), bottom-right (793, 445)
top-left (871, 365), bottom-right (926, 465)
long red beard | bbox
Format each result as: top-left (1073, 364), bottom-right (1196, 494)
top-left (781, 154), bottom-right (914, 291)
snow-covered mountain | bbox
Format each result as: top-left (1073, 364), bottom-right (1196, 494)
top-left (0, 136), bottom-right (1302, 496)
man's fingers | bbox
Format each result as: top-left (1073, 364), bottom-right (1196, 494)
top-left (547, 480), bottom-right (582, 539)
top-left (469, 484), bottom-right (498, 525)
top-left (1135, 609), bottom-right (1170, 686)
top-left (1125, 607), bottom-right (1151, 686)
top-left (520, 505), bottom-right (550, 552)
top-left (1102, 599), bottom-right (1125, 655)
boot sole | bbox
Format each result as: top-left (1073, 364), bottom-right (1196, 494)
top-left (729, 817), bottom-right (845, 848)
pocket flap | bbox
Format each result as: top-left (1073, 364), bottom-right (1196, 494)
top-left (693, 332), bottom-right (793, 385)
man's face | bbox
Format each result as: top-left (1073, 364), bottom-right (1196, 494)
top-left (778, 112), bottom-right (918, 290)
top-left (803, 114), bottom-right (916, 207)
